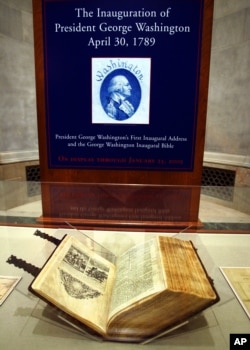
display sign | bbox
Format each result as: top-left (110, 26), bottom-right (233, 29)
top-left (41, 0), bottom-right (204, 171)
top-left (33, 0), bottom-right (214, 227)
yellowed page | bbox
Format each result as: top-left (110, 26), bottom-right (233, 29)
top-left (108, 237), bottom-right (165, 321)
top-left (32, 235), bottom-right (116, 334)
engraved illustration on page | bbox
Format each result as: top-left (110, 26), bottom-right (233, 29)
top-left (59, 245), bottom-right (110, 299)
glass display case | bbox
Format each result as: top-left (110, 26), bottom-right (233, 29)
top-left (0, 181), bottom-right (249, 349)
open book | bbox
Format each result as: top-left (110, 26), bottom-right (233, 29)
top-left (30, 235), bottom-right (219, 342)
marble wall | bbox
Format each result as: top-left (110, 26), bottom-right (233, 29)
top-left (206, 0), bottom-right (250, 161)
top-left (0, 0), bottom-right (37, 160)
top-left (0, 0), bottom-right (249, 167)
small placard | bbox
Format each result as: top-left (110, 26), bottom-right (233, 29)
top-left (0, 276), bottom-right (21, 305)
top-left (230, 334), bottom-right (250, 349)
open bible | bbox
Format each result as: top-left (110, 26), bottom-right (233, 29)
top-left (30, 235), bottom-right (219, 342)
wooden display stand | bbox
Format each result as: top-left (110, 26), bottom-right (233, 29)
top-left (33, 0), bottom-right (214, 229)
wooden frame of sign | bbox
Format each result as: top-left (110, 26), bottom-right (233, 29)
top-left (33, 0), bottom-right (214, 229)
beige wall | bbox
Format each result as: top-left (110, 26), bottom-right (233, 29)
top-left (206, 0), bottom-right (250, 161)
top-left (0, 0), bottom-right (37, 160)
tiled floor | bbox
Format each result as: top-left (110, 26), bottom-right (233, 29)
top-left (199, 194), bottom-right (250, 223)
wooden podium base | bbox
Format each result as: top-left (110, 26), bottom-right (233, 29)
top-left (37, 215), bottom-right (203, 231)
top-left (37, 183), bottom-right (203, 231)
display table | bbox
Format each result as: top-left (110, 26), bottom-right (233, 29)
top-left (0, 226), bottom-right (249, 349)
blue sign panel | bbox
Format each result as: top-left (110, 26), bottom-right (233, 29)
top-left (42, 0), bottom-right (204, 170)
